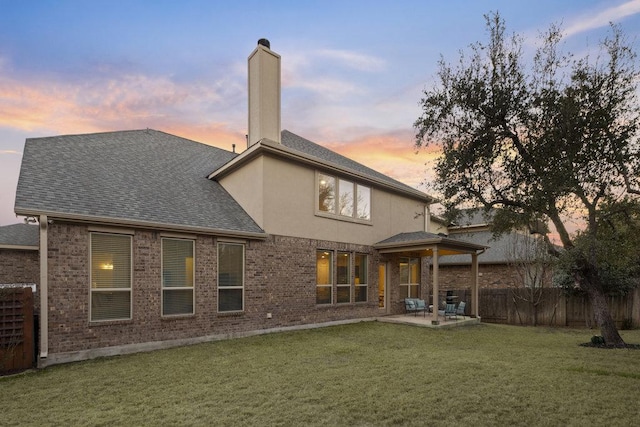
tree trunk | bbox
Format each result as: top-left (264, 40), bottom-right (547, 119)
top-left (583, 278), bottom-right (626, 347)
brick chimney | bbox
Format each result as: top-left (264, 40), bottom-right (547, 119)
top-left (248, 38), bottom-right (281, 147)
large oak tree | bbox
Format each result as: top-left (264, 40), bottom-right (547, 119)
top-left (414, 13), bottom-right (640, 346)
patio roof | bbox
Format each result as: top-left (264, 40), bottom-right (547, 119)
top-left (374, 231), bottom-right (488, 257)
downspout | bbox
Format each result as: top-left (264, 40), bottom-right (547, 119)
top-left (39, 215), bottom-right (48, 363)
top-left (424, 205), bottom-right (430, 232)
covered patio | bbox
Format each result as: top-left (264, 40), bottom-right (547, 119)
top-left (374, 231), bottom-right (487, 324)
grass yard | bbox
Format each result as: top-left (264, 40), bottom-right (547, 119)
top-left (2, 322), bottom-right (640, 426)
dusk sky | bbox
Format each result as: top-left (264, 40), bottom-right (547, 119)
top-left (1, 1), bottom-right (639, 226)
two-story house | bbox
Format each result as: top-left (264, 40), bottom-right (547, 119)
top-left (13, 40), bottom-right (485, 367)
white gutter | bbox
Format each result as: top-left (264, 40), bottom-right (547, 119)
top-left (14, 209), bottom-right (267, 240)
top-left (0, 244), bottom-right (38, 250)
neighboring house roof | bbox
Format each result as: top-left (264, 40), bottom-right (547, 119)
top-left (15, 129), bottom-right (265, 238)
top-left (447, 208), bottom-right (494, 230)
top-left (210, 130), bottom-right (432, 203)
top-left (443, 230), bottom-right (540, 265)
top-left (0, 223), bottom-right (39, 249)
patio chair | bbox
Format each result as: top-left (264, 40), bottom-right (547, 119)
top-left (444, 303), bottom-right (457, 320)
top-left (405, 298), bottom-right (428, 317)
top-left (405, 298), bottom-right (418, 316)
top-left (456, 301), bottom-right (466, 319)
top-left (414, 299), bottom-right (428, 317)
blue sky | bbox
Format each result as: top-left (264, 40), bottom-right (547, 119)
top-left (1, 0), bottom-right (639, 226)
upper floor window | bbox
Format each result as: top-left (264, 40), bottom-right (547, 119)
top-left (90, 232), bottom-right (132, 322)
top-left (317, 173), bottom-right (370, 221)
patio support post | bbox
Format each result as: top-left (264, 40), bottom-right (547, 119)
top-left (432, 247), bottom-right (439, 322)
top-left (471, 252), bottom-right (479, 317)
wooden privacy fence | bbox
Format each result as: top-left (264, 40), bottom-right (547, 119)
top-left (0, 287), bottom-right (34, 374)
top-left (461, 287), bottom-right (640, 328)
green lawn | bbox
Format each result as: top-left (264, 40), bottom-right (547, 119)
top-left (2, 322), bottom-right (640, 426)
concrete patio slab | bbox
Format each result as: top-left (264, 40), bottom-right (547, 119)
top-left (378, 313), bottom-right (481, 329)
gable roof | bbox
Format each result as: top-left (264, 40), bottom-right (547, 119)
top-left (0, 223), bottom-right (39, 249)
top-left (210, 130), bottom-right (432, 203)
top-left (15, 129), bottom-right (265, 237)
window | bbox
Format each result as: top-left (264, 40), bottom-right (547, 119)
top-left (318, 174), bottom-right (336, 213)
top-left (317, 172), bottom-right (370, 222)
top-left (399, 257), bottom-right (420, 299)
top-left (218, 242), bottom-right (244, 312)
top-left (162, 238), bottom-right (194, 316)
top-left (338, 179), bottom-right (354, 217)
top-left (316, 250), bottom-right (333, 304)
top-left (336, 252), bottom-right (351, 303)
top-left (354, 254), bottom-right (368, 302)
top-left (90, 233), bottom-right (132, 321)
top-left (356, 184), bottom-right (370, 220)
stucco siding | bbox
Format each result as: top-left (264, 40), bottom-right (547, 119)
top-left (218, 156), bottom-right (265, 228)
top-left (222, 154), bottom-right (428, 245)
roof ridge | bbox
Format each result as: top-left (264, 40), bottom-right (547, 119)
top-left (25, 129), bottom-right (236, 155)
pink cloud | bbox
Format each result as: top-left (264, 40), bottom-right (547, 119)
top-left (0, 71), bottom-right (240, 139)
top-left (320, 129), bottom-right (441, 190)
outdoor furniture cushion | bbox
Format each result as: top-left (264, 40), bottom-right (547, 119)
top-left (456, 301), bottom-right (466, 318)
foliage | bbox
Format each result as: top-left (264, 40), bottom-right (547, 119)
top-left (414, 12), bottom-right (640, 345)
top-left (555, 199), bottom-right (640, 295)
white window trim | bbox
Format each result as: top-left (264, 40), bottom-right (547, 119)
top-left (161, 237), bottom-right (195, 317)
top-left (217, 242), bottom-right (245, 313)
top-left (89, 232), bottom-right (133, 322)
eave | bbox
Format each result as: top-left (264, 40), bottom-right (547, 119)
top-left (13, 208), bottom-right (268, 240)
top-left (374, 235), bottom-right (488, 257)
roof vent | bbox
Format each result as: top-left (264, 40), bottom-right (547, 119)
top-left (257, 38), bottom-right (270, 49)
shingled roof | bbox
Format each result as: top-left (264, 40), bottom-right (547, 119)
top-left (442, 230), bottom-right (542, 265)
top-left (280, 130), bottom-right (424, 197)
top-left (0, 223), bottom-right (39, 248)
top-left (15, 129), bottom-right (264, 237)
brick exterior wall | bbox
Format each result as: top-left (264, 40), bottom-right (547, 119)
top-left (44, 222), bottom-right (385, 356)
top-left (0, 248), bottom-right (40, 312)
top-left (436, 264), bottom-right (519, 290)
